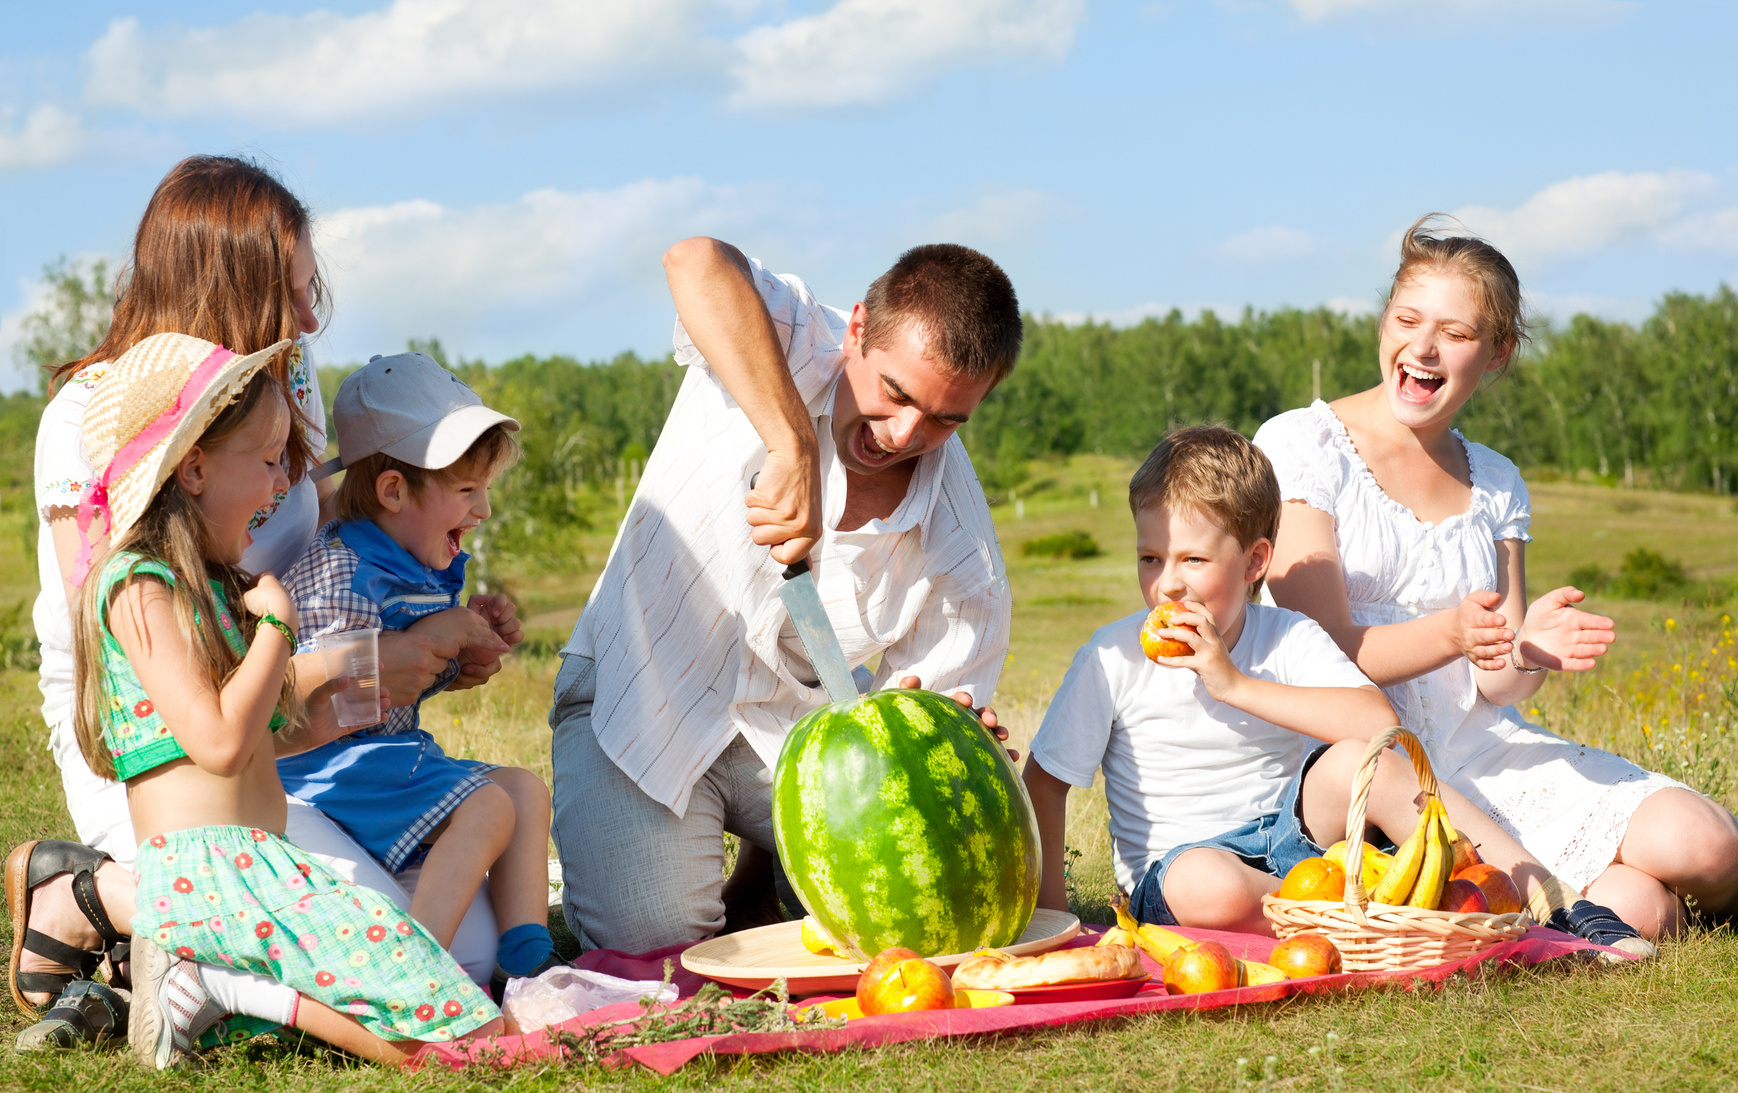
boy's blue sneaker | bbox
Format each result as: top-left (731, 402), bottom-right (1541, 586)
top-left (1547, 901), bottom-right (1657, 961)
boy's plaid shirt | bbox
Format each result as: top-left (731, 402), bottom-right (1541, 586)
top-left (283, 521), bottom-right (462, 735)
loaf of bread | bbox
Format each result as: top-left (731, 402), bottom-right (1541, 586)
top-left (950, 944), bottom-right (1146, 989)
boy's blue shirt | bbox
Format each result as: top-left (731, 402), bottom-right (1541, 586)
top-left (334, 518), bottom-right (469, 631)
top-left (278, 517), bottom-right (492, 872)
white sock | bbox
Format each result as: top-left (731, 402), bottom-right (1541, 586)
top-left (196, 964), bottom-right (299, 1027)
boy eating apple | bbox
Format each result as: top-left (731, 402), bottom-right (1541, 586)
top-left (1025, 426), bottom-right (1583, 936)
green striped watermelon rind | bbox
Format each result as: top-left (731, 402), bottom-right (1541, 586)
top-left (772, 688), bottom-right (1041, 961)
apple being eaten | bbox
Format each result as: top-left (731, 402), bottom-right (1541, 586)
top-left (1140, 601), bottom-right (1198, 661)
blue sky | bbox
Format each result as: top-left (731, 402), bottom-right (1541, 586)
top-left (1, 0), bottom-right (1734, 390)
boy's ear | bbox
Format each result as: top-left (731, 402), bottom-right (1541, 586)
top-left (1245, 537), bottom-right (1274, 586)
top-left (375, 470), bottom-right (408, 514)
top-left (175, 446), bottom-right (209, 496)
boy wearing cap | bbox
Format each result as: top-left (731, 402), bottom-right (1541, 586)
top-left (280, 352), bottom-right (559, 989)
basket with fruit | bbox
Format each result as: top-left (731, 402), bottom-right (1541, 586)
top-left (1260, 726), bottom-right (1530, 971)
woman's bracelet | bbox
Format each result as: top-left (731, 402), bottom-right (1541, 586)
top-left (1511, 649), bottom-right (1547, 674)
top-left (258, 613), bottom-right (297, 654)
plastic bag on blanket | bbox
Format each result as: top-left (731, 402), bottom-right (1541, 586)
top-left (501, 966), bottom-right (680, 1032)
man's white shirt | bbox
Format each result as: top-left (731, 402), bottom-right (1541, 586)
top-left (563, 257), bottom-right (1012, 817)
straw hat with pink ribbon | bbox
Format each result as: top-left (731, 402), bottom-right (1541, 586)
top-left (73, 332), bottom-right (294, 585)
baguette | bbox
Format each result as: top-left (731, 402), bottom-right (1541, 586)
top-left (950, 944), bottom-right (1146, 990)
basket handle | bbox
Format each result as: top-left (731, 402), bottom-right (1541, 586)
top-left (1340, 726), bottom-right (1438, 917)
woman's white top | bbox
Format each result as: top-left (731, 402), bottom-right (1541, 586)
top-left (1253, 400), bottom-right (1684, 892)
top-left (32, 354), bottom-right (325, 725)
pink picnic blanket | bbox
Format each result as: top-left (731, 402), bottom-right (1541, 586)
top-left (413, 925), bottom-right (1625, 1075)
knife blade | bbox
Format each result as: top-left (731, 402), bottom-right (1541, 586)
top-left (776, 557), bottom-right (859, 704)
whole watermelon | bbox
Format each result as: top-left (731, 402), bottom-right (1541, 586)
top-left (772, 688), bottom-right (1040, 960)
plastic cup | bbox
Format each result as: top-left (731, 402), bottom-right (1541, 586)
top-left (321, 628), bottom-right (382, 729)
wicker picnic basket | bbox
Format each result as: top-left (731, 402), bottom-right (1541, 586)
top-left (1261, 726), bottom-right (1529, 972)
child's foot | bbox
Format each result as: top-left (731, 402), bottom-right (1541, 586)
top-left (489, 952), bottom-right (566, 1000)
top-left (1547, 900), bottom-right (1658, 961)
top-left (128, 938), bottom-right (224, 1070)
top-left (14, 978), bottom-right (129, 1052)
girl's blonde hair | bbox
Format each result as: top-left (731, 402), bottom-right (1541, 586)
top-left (1388, 213), bottom-right (1530, 356)
top-left (51, 155), bottom-right (327, 485)
top-left (73, 372), bottom-right (301, 781)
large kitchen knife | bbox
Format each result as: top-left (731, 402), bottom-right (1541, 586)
top-left (776, 557), bottom-right (859, 704)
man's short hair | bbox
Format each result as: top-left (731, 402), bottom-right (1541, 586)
top-left (861, 244), bottom-right (1023, 386)
top-left (1129, 425), bottom-right (1281, 591)
top-left (336, 423), bottom-right (520, 523)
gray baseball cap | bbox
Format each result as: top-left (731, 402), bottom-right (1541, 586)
top-left (317, 352), bottom-right (519, 479)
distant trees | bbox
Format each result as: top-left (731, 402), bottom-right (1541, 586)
top-left (11, 258), bottom-right (115, 393)
top-left (1456, 287), bottom-right (1738, 493)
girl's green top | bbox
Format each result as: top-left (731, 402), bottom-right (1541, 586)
top-left (95, 551), bottom-right (285, 781)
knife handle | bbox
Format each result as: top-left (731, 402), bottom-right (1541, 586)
top-left (782, 557), bottom-right (810, 581)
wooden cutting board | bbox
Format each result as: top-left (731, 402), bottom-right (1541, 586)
top-left (681, 908), bottom-right (1082, 995)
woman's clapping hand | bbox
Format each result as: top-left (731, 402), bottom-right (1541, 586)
top-left (1516, 586), bottom-right (1616, 672)
top-left (1451, 590), bottom-right (1514, 671)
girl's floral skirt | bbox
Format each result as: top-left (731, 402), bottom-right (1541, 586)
top-left (132, 825), bottom-right (497, 1043)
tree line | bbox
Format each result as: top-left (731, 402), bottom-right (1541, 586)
top-left (12, 260), bottom-right (1738, 534)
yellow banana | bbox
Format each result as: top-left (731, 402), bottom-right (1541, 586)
top-left (1113, 897), bottom-right (1141, 933)
top-left (1370, 804), bottom-right (1432, 905)
top-left (1133, 923), bottom-right (1194, 962)
top-left (1096, 927), bottom-right (1136, 948)
top-left (1437, 800), bottom-right (1460, 845)
top-left (1237, 960), bottom-right (1287, 986)
top-left (1405, 800), bottom-right (1453, 910)
top-left (1326, 840), bottom-right (1394, 890)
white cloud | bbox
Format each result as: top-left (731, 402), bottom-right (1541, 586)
top-left (0, 104), bottom-right (86, 171)
top-left (1452, 169), bottom-right (1728, 264)
top-left (77, 0), bottom-right (1084, 125)
top-left (1324, 294), bottom-right (1378, 316)
top-left (1215, 225), bottom-right (1324, 265)
top-left (729, 0), bottom-right (1083, 110)
top-left (1279, 0), bottom-right (1630, 25)
top-left (314, 178), bottom-right (801, 343)
top-left (1052, 302), bottom-right (1235, 326)
top-left (85, 0), bottom-right (709, 125)
top-left (310, 176), bottom-right (1054, 359)
top-left (918, 188), bottom-right (1063, 249)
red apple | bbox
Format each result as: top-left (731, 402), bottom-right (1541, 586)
top-left (1161, 940), bottom-right (1239, 994)
top-left (1268, 935), bottom-right (1342, 979)
top-left (1439, 878), bottom-right (1490, 914)
top-left (1453, 864), bottom-right (1523, 915)
top-left (1140, 601), bottom-right (1198, 660)
top-left (857, 956), bottom-right (956, 1014)
top-left (1449, 832), bottom-right (1482, 875)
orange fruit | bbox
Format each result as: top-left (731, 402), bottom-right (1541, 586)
top-left (1277, 857), bottom-right (1346, 902)
top-left (1139, 601), bottom-right (1197, 660)
top-left (1268, 934), bottom-right (1342, 978)
top-left (1453, 864), bottom-right (1523, 915)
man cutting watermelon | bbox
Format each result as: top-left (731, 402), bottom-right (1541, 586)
top-left (548, 238), bottom-right (1022, 953)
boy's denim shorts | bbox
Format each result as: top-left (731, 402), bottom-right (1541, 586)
top-left (1128, 744), bottom-right (1395, 926)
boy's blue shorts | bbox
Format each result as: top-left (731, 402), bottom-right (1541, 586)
top-left (276, 728), bottom-right (499, 874)
top-left (1127, 744), bottom-right (1396, 926)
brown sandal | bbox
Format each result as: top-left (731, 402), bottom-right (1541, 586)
top-left (6, 840), bottom-right (128, 1019)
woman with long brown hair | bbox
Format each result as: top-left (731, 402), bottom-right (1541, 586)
top-left (8, 156), bottom-right (498, 1049)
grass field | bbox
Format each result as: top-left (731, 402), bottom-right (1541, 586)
top-left (4, 456), bottom-right (1738, 1090)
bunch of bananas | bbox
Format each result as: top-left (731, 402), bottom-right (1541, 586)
top-left (1367, 796), bottom-right (1458, 910)
top-left (1100, 899), bottom-right (1286, 986)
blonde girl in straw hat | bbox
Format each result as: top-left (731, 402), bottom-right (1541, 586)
top-left (73, 332), bottom-right (506, 1069)
top-left (11, 156), bottom-right (503, 1047)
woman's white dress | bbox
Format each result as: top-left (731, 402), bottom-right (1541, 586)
top-left (1254, 400), bottom-right (1686, 893)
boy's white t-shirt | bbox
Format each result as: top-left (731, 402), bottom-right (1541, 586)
top-left (1028, 602), bottom-right (1374, 894)
top-left (32, 355), bottom-right (325, 725)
